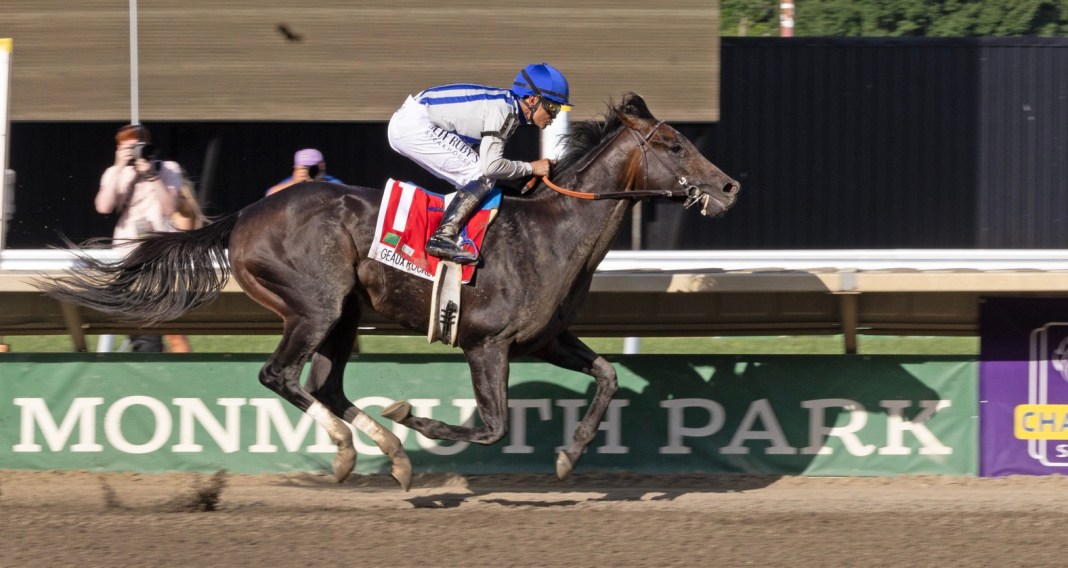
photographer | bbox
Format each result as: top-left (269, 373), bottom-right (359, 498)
top-left (266, 148), bottom-right (343, 196)
top-left (94, 124), bottom-right (186, 352)
top-left (95, 124), bottom-right (186, 246)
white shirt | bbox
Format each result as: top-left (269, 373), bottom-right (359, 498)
top-left (416, 84), bottom-right (533, 180)
top-left (95, 160), bottom-right (184, 244)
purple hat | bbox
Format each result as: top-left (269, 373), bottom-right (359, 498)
top-left (294, 148), bottom-right (324, 167)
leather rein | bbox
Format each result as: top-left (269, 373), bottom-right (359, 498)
top-left (535, 119), bottom-right (705, 208)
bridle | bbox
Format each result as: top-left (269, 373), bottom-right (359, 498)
top-left (536, 119), bottom-right (706, 209)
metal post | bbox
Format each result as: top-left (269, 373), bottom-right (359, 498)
top-left (0, 38), bottom-right (11, 252)
top-left (624, 200), bottom-right (643, 354)
top-left (541, 110), bottom-right (569, 160)
top-left (626, 119), bottom-right (642, 355)
top-left (129, 0), bottom-right (139, 124)
top-left (780, 1), bottom-right (795, 37)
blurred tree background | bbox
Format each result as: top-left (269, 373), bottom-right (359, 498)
top-left (722, 0), bottom-right (1068, 36)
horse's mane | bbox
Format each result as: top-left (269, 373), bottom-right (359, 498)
top-left (553, 93), bottom-right (653, 176)
top-left (555, 105), bottom-right (626, 173)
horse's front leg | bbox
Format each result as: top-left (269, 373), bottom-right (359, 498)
top-left (532, 331), bottom-right (618, 479)
top-left (383, 342), bottom-right (510, 444)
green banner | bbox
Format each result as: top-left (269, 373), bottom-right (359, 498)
top-left (0, 354), bottom-right (977, 476)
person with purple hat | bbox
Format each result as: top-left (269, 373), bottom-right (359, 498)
top-left (266, 148), bottom-right (344, 196)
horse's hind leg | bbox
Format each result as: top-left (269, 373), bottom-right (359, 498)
top-left (531, 331), bottom-right (618, 480)
top-left (305, 294), bottom-right (413, 490)
top-left (383, 341), bottom-right (511, 444)
top-left (258, 319), bottom-right (356, 482)
top-left (237, 269), bottom-right (357, 483)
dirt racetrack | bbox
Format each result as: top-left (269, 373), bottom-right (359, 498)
top-left (2, 470), bottom-right (1067, 567)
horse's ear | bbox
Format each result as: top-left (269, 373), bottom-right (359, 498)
top-left (619, 93), bottom-right (655, 120)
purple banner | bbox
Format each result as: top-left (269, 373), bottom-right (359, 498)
top-left (981, 297), bottom-right (1068, 476)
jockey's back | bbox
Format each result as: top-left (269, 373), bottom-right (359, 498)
top-left (414, 84), bottom-right (524, 146)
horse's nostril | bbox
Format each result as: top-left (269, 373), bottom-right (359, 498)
top-left (723, 182), bottom-right (739, 195)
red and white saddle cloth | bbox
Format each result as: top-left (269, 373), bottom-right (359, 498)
top-left (368, 178), bottom-right (501, 283)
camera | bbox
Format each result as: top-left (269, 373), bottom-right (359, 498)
top-left (305, 164), bottom-right (322, 180)
top-left (131, 142), bottom-right (157, 162)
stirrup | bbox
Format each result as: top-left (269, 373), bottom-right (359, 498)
top-left (448, 249), bottom-right (478, 265)
top-left (426, 237), bottom-right (478, 265)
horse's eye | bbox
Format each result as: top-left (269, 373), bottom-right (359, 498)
top-left (670, 144), bottom-right (684, 153)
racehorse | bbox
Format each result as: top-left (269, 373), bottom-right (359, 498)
top-left (39, 93), bottom-right (739, 490)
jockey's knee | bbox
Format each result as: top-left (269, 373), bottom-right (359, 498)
top-left (457, 175), bottom-right (493, 197)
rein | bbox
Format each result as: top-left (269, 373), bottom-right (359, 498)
top-left (541, 175), bottom-right (679, 200)
top-left (537, 120), bottom-right (702, 203)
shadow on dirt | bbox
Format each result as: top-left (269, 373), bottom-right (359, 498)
top-left (266, 469), bottom-right (781, 508)
top-left (402, 472), bottom-right (783, 509)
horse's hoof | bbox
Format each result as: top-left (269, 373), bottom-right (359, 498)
top-left (381, 401), bottom-right (412, 423)
top-left (333, 446), bottom-right (356, 483)
top-left (392, 461), bottom-right (413, 492)
top-left (555, 450), bottom-right (574, 480)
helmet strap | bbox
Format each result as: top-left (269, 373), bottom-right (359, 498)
top-left (521, 69), bottom-right (544, 99)
top-left (520, 95), bottom-right (539, 121)
top-left (518, 69), bottom-right (547, 122)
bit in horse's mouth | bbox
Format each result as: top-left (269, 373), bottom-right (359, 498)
top-left (700, 193), bottom-right (715, 216)
top-left (699, 192), bottom-right (735, 218)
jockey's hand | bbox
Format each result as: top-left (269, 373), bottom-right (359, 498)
top-left (530, 158), bottom-right (555, 177)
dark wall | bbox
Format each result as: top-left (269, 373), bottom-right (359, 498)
top-left (657, 37), bottom-right (1068, 250)
top-left (975, 39), bottom-right (1068, 247)
top-left (669, 37), bottom-right (981, 249)
top-left (6, 38), bottom-right (1068, 249)
top-left (4, 122), bottom-right (539, 247)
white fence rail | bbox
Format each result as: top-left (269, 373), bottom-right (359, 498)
top-left (5, 249), bottom-right (1068, 353)
top-left (7, 248), bottom-right (1068, 273)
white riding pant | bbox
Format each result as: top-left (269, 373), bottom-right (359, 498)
top-left (387, 96), bottom-right (482, 191)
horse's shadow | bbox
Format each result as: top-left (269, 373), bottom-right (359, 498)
top-left (403, 471), bottom-right (779, 509)
top-left (277, 469), bottom-right (769, 508)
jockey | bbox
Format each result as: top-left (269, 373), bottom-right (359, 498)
top-left (387, 63), bottom-right (572, 264)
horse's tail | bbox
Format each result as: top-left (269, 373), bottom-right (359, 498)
top-left (37, 212), bottom-right (240, 324)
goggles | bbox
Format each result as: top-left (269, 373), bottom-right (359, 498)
top-left (540, 98), bottom-right (572, 118)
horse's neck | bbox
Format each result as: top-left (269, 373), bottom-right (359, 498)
top-left (537, 162), bottom-right (634, 270)
top-left (498, 133), bottom-right (641, 279)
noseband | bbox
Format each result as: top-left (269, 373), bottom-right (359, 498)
top-left (538, 120), bottom-right (704, 206)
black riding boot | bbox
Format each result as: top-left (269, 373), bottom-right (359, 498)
top-left (425, 180), bottom-right (492, 264)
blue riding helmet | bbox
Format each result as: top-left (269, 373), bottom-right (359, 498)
top-left (512, 63), bottom-right (572, 109)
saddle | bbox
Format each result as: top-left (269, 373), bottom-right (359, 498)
top-left (368, 178), bottom-right (501, 346)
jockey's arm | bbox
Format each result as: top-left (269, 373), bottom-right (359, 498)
top-left (478, 135), bottom-right (533, 181)
top-left (477, 109), bottom-right (533, 181)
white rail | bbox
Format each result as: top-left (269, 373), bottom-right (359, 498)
top-left (595, 249), bottom-right (1068, 272)
top-left (5, 248), bottom-right (1068, 273)
top-left (7, 248), bottom-right (1068, 353)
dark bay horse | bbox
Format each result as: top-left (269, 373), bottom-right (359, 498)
top-left (40, 94), bottom-right (739, 490)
